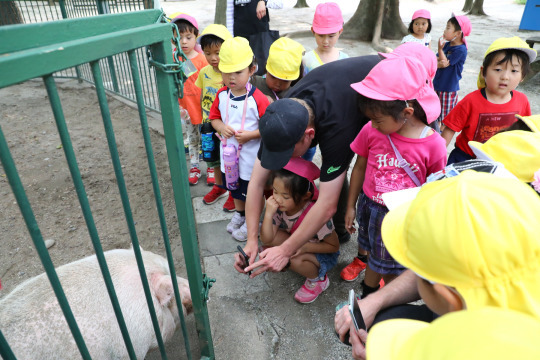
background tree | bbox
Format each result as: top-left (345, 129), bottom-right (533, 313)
top-left (294, 0), bottom-right (309, 8)
top-left (342, 0), bottom-right (406, 52)
top-left (463, 0), bottom-right (486, 15)
top-left (0, 1), bottom-right (23, 25)
top-left (214, 0), bottom-right (227, 25)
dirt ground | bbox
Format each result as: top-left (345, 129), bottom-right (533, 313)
top-left (0, 79), bottom-right (188, 296)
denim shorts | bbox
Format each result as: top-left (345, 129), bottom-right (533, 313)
top-left (356, 193), bottom-right (405, 275)
top-left (218, 174), bottom-right (249, 201)
top-left (315, 251), bottom-right (340, 279)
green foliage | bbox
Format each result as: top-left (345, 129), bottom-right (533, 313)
top-left (515, 0), bottom-right (527, 4)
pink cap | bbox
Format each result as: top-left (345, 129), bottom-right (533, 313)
top-left (412, 9), bottom-right (431, 20)
top-left (172, 13), bottom-right (199, 30)
top-left (283, 157), bottom-right (320, 200)
top-left (312, 2), bottom-right (343, 35)
top-left (379, 42), bottom-right (437, 84)
top-left (350, 57), bottom-right (441, 124)
top-left (452, 13), bottom-right (471, 48)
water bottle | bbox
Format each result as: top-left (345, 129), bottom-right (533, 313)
top-left (201, 123), bottom-right (218, 162)
top-left (223, 143), bottom-right (240, 190)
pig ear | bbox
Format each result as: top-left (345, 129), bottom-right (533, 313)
top-left (151, 273), bottom-right (174, 306)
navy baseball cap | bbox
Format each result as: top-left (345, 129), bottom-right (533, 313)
top-left (259, 99), bottom-right (309, 170)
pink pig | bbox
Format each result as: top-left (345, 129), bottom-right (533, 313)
top-left (0, 248), bottom-right (192, 359)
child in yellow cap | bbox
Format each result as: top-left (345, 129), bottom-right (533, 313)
top-left (209, 37), bottom-right (270, 241)
top-left (442, 37), bottom-right (536, 165)
top-left (195, 24), bottom-right (235, 211)
top-left (251, 37), bottom-right (305, 103)
top-left (346, 172), bottom-right (540, 359)
top-left (358, 307), bottom-right (540, 360)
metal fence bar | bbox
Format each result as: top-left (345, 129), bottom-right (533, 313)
top-left (0, 329), bottom-right (17, 360)
top-left (90, 60), bottom-right (169, 359)
top-left (42, 73), bottom-right (139, 360)
top-left (0, 111), bottom-right (92, 360)
top-left (127, 48), bottom-right (193, 360)
top-left (150, 38), bottom-right (215, 360)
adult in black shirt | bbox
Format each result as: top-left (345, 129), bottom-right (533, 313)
top-left (233, 0), bottom-right (269, 39)
top-left (237, 55), bottom-right (381, 276)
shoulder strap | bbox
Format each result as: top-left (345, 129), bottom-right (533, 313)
top-left (290, 202), bottom-right (315, 235)
top-left (386, 135), bottom-right (422, 187)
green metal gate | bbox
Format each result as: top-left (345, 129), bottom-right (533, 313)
top-left (0, 9), bottom-right (214, 360)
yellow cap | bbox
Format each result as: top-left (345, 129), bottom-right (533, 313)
top-left (470, 130), bottom-right (540, 182)
top-left (198, 24), bottom-right (232, 44)
top-left (382, 171), bottom-right (540, 318)
top-left (218, 37), bottom-right (254, 73)
top-left (516, 114), bottom-right (540, 133)
top-left (266, 37), bottom-right (305, 81)
top-left (477, 36), bottom-right (537, 88)
top-left (367, 307), bottom-right (540, 360)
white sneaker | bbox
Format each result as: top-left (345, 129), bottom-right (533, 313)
top-left (232, 221), bottom-right (248, 242)
top-left (226, 212), bottom-right (244, 233)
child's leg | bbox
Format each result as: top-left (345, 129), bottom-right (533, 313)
top-left (289, 253), bottom-right (320, 279)
top-left (214, 166), bottom-right (223, 186)
top-left (291, 253), bottom-right (331, 303)
top-left (187, 122), bottom-right (200, 169)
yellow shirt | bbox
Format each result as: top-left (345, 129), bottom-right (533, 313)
top-left (195, 65), bottom-right (223, 124)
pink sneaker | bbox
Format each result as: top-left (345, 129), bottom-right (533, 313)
top-left (294, 275), bottom-right (329, 304)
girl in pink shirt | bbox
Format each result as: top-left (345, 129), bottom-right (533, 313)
top-left (343, 57), bottom-right (447, 299)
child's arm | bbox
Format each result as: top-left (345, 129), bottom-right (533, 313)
top-left (437, 38), bottom-right (449, 68)
top-left (260, 195), bottom-right (280, 245)
top-left (345, 156), bottom-right (367, 234)
top-left (295, 230), bottom-right (339, 255)
top-left (441, 127), bottom-right (456, 147)
top-left (234, 129), bottom-right (260, 144)
top-left (211, 119), bottom-right (236, 139)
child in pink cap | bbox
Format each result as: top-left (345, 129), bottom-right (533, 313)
top-left (433, 13), bottom-right (471, 128)
top-left (171, 13), bottom-right (209, 185)
top-left (259, 157), bottom-right (339, 304)
top-left (401, 9), bottom-right (432, 48)
top-left (303, 2), bottom-right (349, 76)
top-left (342, 57), bottom-right (447, 298)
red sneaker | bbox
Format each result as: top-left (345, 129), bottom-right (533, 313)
top-left (203, 185), bottom-right (227, 205)
top-left (223, 192), bottom-right (235, 212)
top-left (340, 257), bottom-right (367, 282)
top-left (206, 167), bottom-right (215, 186)
top-left (188, 167), bottom-right (201, 185)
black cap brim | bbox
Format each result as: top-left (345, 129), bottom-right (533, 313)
top-left (259, 140), bottom-right (296, 170)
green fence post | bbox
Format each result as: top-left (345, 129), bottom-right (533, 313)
top-left (0, 329), bottom-right (17, 360)
top-left (149, 40), bottom-right (215, 359)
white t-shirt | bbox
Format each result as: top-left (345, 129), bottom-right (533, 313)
top-left (209, 85), bottom-right (270, 180)
top-left (401, 33), bottom-right (432, 47)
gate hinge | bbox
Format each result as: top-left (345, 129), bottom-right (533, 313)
top-left (202, 273), bottom-right (216, 302)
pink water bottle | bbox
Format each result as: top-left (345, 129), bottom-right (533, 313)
top-left (223, 143), bottom-right (239, 190)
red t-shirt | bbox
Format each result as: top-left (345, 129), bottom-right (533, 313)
top-left (443, 89), bottom-right (531, 156)
top-left (178, 52), bottom-right (208, 125)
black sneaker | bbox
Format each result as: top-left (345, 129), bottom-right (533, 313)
top-left (338, 232), bottom-right (351, 244)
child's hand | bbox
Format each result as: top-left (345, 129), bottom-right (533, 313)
top-left (345, 206), bottom-right (357, 234)
top-left (438, 36), bottom-right (445, 49)
top-left (220, 125), bottom-right (236, 139)
top-left (234, 130), bottom-right (255, 144)
top-left (265, 195), bottom-right (280, 216)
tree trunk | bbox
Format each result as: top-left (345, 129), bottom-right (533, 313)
top-left (294, 0), bottom-right (309, 8)
top-left (462, 0), bottom-right (473, 12)
top-left (468, 0), bottom-right (486, 15)
top-left (143, 0), bottom-right (153, 9)
top-left (342, 0), bottom-right (406, 42)
top-left (371, 0), bottom-right (392, 52)
top-left (214, 0), bottom-right (227, 25)
top-left (0, 1), bottom-right (23, 25)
